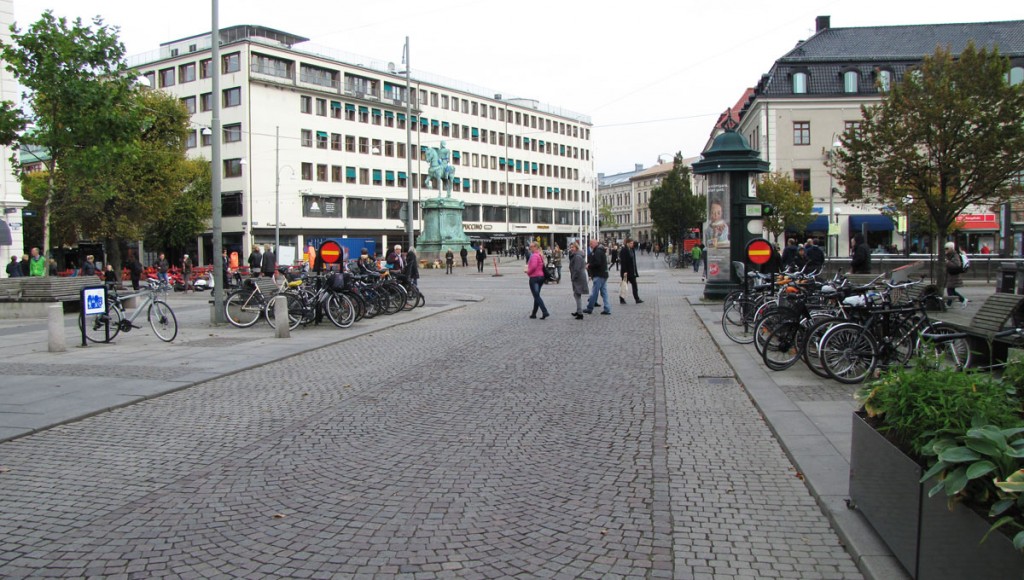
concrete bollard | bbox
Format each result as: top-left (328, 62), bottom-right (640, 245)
top-left (274, 295), bottom-right (290, 339)
top-left (48, 304), bottom-right (66, 352)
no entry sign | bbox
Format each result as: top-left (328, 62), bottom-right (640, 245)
top-left (320, 240), bottom-right (342, 264)
top-left (746, 239), bottom-right (773, 265)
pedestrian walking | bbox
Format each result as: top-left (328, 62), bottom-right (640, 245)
top-left (850, 233), bottom-right (872, 274)
top-left (568, 241), bottom-right (588, 320)
top-left (261, 244), bottom-right (277, 278)
top-left (804, 238), bottom-right (825, 273)
top-left (247, 244), bottom-right (262, 277)
top-left (525, 241), bottom-right (549, 319)
top-left (691, 243), bottom-right (702, 273)
top-left (28, 247), bottom-right (45, 277)
top-left (609, 244), bottom-right (619, 271)
top-left (944, 241), bottom-right (969, 309)
top-left (182, 254), bottom-right (193, 292)
top-left (445, 248), bottom-right (454, 274)
top-left (583, 239), bottom-right (611, 315)
top-left (6, 255), bottom-right (21, 278)
top-left (551, 244), bottom-right (563, 283)
top-left (405, 247), bottom-right (420, 287)
top-left (460, 246), bottom-right (469, 268)
top-left (155, 253), bottom-right (170, 284)
top-left (125, 250), bottom-right (143, 290)
top-left (386, 244), bottom-right (405, 273)
top-left (476, 245), bottom-right (486, 273)
top-left (618, 238), bottom-right (642, 304)
top-left (81, 255), bottom-right (97, 276)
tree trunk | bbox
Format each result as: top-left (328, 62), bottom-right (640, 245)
top-left (42, 171), bottom-right (53, 278)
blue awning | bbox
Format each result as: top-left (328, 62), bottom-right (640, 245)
top-left (850, 214), bottom-right (895, 232)
top-left (802, 215), bottom-right (829, 231)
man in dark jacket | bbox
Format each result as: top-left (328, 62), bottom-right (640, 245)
top-left (781, 238), bottom-right (798, 269)
top-left (582, 239), bottom-right (611, 315)
top-left (804, 238), bottom-right (825, 273)
top-left (261, 244), bottom-right (277, 278)
top-left (618, 238), bottom-right (642, 304)
top-left (850, 233), bottom-right (872, 274)
top-left (459, 246), bottom-right (469, 268)
top-left (247, 245), bottom-right (262, 277)
top-left (475, 245), bottom-right (486, 273)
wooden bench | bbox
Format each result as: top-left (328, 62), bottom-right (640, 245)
top-left (932, 293), bottom-right (1024, 365)
top-left (0, 278), bottom-right (23, 300)
top-left (11, 276), bottom-right (104, 302)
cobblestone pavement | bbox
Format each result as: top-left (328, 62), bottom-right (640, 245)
top-left (0, 256), bottom-right (861, 579)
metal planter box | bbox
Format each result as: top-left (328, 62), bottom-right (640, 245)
top-left (850, 412), bottom-right (1024, 579)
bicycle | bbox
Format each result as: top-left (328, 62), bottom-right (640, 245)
top-left (80, 281), bottom-right (178, 343)
top-left (224, 277), bottom-right (279, 328)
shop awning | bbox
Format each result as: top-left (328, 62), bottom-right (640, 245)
top-left (802, 215), bottom-right (829, 231)
top-left (956, 213), bottom-right (999, 230)
top-left (849, 214), bottom-right (895, 232)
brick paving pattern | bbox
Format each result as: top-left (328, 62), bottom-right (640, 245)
top-left (0, 258), bottom-right (861, 578)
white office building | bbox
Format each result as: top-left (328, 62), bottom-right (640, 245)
top-left (131, 26), bottom-right (595, 263)
top-left (0, 0), bottom-right (26, 264)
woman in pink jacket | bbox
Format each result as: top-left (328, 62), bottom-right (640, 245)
top-left (525, 242), bottom-right (549, 319)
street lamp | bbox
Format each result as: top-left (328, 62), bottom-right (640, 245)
top-left (903, 195), bottom-right (914, 257)
top-left (210, 0), bottom-right (225, 323)
top-left (401, 37), bottom-right (415, 249)
top-left (827, 135), bottom-right (843, 257)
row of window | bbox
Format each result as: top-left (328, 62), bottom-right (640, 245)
top-left (301, 197), bottom-right (580, 224)
top-left (791, 66), bottom-right (1024, 95)
top-left (299, 96), bottom-right (588, 159)
top-left (791, 120), bottom-right (861, 146)
top-left (179, 87), bottom-right (241, 114)
top-left (147, 52), bottom-right (242, 88)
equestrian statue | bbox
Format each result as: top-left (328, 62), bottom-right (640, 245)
top-left (424, 141), bottom-right (456, 198)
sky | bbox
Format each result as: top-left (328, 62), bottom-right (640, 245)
top-left (13, 1), bottom-right (1024, 175)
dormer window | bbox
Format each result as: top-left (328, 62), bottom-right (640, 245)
top-left (792, 72), bottom-right (808, 94)
top-left (876, 69), bottom-right (892, 92)
top-left (843, 70), bottom-right (858, 93)
top-left (1010, 67), bottom-right (1024, 86)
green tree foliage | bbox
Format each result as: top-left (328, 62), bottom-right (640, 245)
top-left (831, 43), bottom-right (1024, 263)
top-left (756, 172), bottom-right (814, 243)
top-left (0, 11), bottom-right (141, 273)
top-left (649, 153), bottom-right (705, 243)
top-left (145, 158), bottom-right (212, 256)
top-left (598, 203), bottom-right (616, 229)
top-left (61, 90), bottom-right (195, 270)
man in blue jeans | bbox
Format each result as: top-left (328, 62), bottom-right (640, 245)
top-left (582, 239), bottom-right (611, 315)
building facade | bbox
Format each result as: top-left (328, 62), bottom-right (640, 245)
top-left (131, 26), bottom-right (595, 263)
top-left (734, 16), bottom-right (1024, 257)
top-left (0, 0), bottom-right (26, 265)
top-left (597, 164), bottom-right (642, 243)
top-left (598, 158), bottom-right (703, 246)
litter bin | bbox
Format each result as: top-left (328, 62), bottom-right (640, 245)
top-left (998, 261), bottom-right (1024, 294)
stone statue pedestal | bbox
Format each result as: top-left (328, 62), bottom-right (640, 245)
top-left (417, 196), bottom-right (471, 261)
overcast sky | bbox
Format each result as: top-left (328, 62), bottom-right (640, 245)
top-left (13, 1), bottom-right (1023, 175)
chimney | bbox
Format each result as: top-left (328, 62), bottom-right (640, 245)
top-left (635, 163), bottom-right (644, 172)
top-left (597, 172), bottom-right (605, 180)
top-left (816, 15), bottom-right (830, 32)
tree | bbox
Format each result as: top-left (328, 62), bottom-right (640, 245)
top-left (831, 43), bottom-right (1024, 266)
top-left (598, 203), bottom-right (616, 229)
top-left (649, 153), bottom-right (705, 244)
top-left (0, 11), bottom-right (142, 273)
top-left (756, 172), bottom-right (814, 243)
top-left (145, 158), bottom-right (212, 256)
top-left (60, 90), bottom-right (195, 271)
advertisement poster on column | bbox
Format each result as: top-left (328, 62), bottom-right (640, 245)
top-left (705, 184), bottom-right (731, 283)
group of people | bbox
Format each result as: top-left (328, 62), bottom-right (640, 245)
top-left (246, 244), bottom-right (279, 278)
top-left (5, 247), bottom-right (46, 277)
top-left (526, 238), bottom-right (643, 320)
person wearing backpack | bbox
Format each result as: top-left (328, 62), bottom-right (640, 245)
top-left (944, 241), bottom-right (969, 309)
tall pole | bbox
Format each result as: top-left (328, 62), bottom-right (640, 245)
top-left (210, 0), bottom-right (225, 323)
top-left (404, 37), bottom-right (414, 249)
top-left (275, 126), bottom-right (280, 255)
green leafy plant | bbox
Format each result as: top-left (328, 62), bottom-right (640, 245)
top-left (856, 359), bottom-right (1020, 455)
top-left (921, 425), bottom-right (1024, 550)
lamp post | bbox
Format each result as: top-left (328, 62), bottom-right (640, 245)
top-left (826, 135), bottom-right (843, 257)
top-left (903, 195), bottom-right (914, 257)
top-left (403, 37), bottom-right (414, 249)
top-left (210, 0), bottom-right (225, 323)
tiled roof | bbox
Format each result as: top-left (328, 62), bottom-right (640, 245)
top-left (781, 21), bottom-right (1024, 63)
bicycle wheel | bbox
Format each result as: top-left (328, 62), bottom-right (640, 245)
top-left (722, 298), bottom-right (757, 344)
top-left (802, 316), bottom-right (845, 378)
top-left (919, 322), bottom-right (972, 370)
top-left (753, 306), bottom-right (800, 356)
top-left (401, 284), bottom-right (419, 311)
top-left (326, 293), bottom-right (356, 328)
top-left (820, 323), bottom-right (878, 384)
top-left (148, 300), bottom-right (178, 342)
top-left (81, 304), bottom-right (123, 343)
top-left (224, 290), bottom-right (263, 328)
top-left (762, 320), bottom-right (805, 371)
top-left (267, 292), bottom-right (304, 330)
top-left (382, 285), bottom-right (404, 315)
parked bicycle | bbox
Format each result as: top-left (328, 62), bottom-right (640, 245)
top-left (80, 280), bottom-right (178, 343)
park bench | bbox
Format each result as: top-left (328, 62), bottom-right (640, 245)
top-left (931, 293), bottom-right (1024, 365)
top-left (0, 276), bottom-right (103, 303)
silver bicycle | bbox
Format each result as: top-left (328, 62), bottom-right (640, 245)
top-left (80, 281), bottom-right (178, 343)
